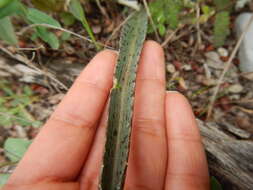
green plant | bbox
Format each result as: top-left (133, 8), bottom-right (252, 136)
top-left (214, 11), bottom-right (230, 47)
top-left (4, 138), bottom-right (32, 162)
top-left (0, 0), bottom-right (99, 50)
top-left (148, 0), bottom-right (213, 36)
top-left (0, 80), bottom-right (37, 186)
top-left (69, 0), bottom-right (100, 49)
top-left (0, 0), bottom-right (15, 9)
top-left (100, 9), bottom-right (148, 189)
top-left (0, 173), bottom-right (10, 187)
top-left (148, 0), bottom-right (231, 46)
top-left (149, 0), bottom-right (183, 36)
top-left (27, 8), bottom-right (62, 49)
top-left (214, 0), bottom-right (230, 10)
top-left (0, 138), bottom-right (31, 187)
top-left (0, 80), bottom-right (42, 128)
top-left (0, 16), bottom-right (18, 45)
top-left (213, 0), bottom-right (231, 47)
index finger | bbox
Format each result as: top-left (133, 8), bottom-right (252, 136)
top-left (7, 50), bottom-right (117, 186)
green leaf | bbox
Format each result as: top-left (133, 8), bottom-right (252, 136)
top-left (0, 113), bottom-right (12, 127)
top-left (36, 27), bottom-right (60, 49)
top-left (68, 0), bottom-right (84, 22)
top-left (158, 24), bottom-right (166, 36)
top-left (166, 0), bottom-right (182, 29)
top-left (60, 31), bottom-right (71, 41)
top-left (0, 0), bottom-right (27, 19)
top-left (26, 8), bottom-right (61, 49)
top-left (202, 5), bottom-right (210, 15)
top-left (0, 16), bottom-right (18, 45)
top-left (214, 0), bottom-right (230, 10)
top-left (31, 32), bottom-right (38, 41)
top-left (214, 11), bottom-right (230, 47)
top-left (4, 138), bottom-right (32, 162)
top-left (0, 173), bottom-right (10, 187)
top-left (0, 97), bottom-right (5, 105)
top-left (23, 85), bottom-right (33, 96)
top-left (27, 8), bottom-right (61, 27)
top-left (211, 176), bottom-right (223, 190)
top-left (100, 9), bottom-right (148, 190)
top-left (69, 0), bottom-right (99, 49)
top-left (31, 120), bottom-right (43, 128)
top-left (2, 85), bottom-right (14, 96)
top-left (149, 0), bottom-right (182, 35)
top-left (0, 0), bottom-right (14, 8)
top-left (60, 12), bottom-right (75, 26)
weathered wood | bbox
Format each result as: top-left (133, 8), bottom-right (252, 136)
top-left (1, 56), bottom-right (253, 189)
top-left (198, 120), bottom-right (253, 190)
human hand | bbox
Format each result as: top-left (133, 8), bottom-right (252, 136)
top-left (2, 41), bottom-right (209, 190)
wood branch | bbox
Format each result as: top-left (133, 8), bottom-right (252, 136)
top-left (198, 120), bottom-right (253, 190)
top-left (1, 56), bottom-right (253, 189)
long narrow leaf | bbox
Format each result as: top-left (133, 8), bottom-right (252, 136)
top-left (100, 9), bottom-right (148, 190)
top-left (69, 0), bottom-right (99, 50)
top-left (27, 8), bottom-right (61, 27)
top-left (0, 16), bottom-right (18, 45)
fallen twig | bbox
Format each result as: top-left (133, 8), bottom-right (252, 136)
top-left (95, 0), bottom-right (110, 20)
top-left (0, 44), bottom-right (68, 90)
top-left (15, 45), bottom-right (45, 51)
top-left (17, 24), bottom-right (114, 50)
top-left (161, 26), bottom-right (181, 47)
top-left (191, 2), bottom-right (202, 56)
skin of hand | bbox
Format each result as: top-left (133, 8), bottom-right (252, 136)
top-left (2, 41), bottom-right (210, 190)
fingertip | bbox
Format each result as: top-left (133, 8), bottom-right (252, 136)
top-left (76, 49), bottom-right (118, 90)
top-left (166, 90), bottom-right (201, 143)
top-left (144, 40), bottom-right (164, 57)
top-left (143, 41), bottom-right (164, 66)
top-left (166, 91), bottom-right (195, 120)
top-left (137, 40), bottom-right (165, 81)
top-left (97, 49), bottom-right (118, 59)
top-left (166, 90), bottom-right (189, 101)
top-left (87, 49), bottom-right (118, 71)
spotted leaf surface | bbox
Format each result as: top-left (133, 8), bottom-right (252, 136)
top-left (100, 9), bottom-right (148, 190)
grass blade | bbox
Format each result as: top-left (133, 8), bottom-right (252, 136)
top-left (0, 16), bottom-right (18, 45)
top-left (69, 0), bottom-right (100, 50)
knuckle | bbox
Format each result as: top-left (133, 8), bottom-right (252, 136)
top-left (133, 118), bottom-right (164, 137)
top-left (49, 113), bottom-right (95, 130)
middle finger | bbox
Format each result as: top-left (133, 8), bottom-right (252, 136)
top-left (124, 41), bottom-right (167, 190)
